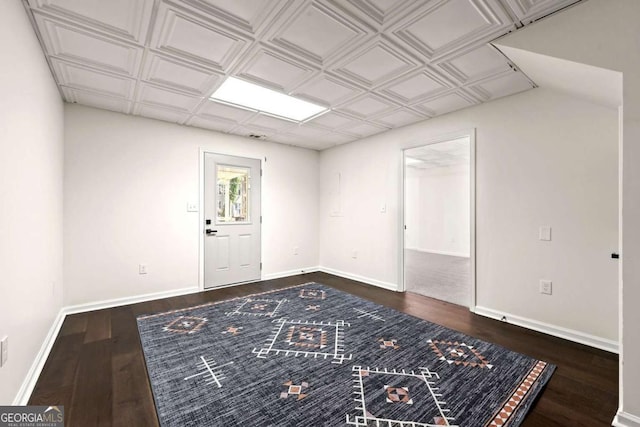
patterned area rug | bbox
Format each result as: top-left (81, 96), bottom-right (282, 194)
top-left (137, 283), bottom-right (554, 426)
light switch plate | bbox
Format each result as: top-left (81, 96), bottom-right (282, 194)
top-left (540, 280), bottom-right (552, 295)
top-left (1, 336), bottom-right (8, 367)
top-left (539, 226), bottom-right (552, 241)
top-left (139, 264), bottom-right (148, 274)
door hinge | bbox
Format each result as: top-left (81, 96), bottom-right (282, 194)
top-left (260, 262), bottom-right (263, 270)
top-left (260, 215), bottom-right (262, 224)
top-left (260, 169), bottom-right (263, 177)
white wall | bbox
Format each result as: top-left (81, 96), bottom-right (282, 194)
top-left (64, 105), bottom-right (319, 306)
top-left (406, 164), bottom-right (470, 257)
top-left (0, 1), bottom-right (64, 404)
top-left (320, 88), bottom-right (618, 343)
top-left (492, 0), bottom-right (640, 421)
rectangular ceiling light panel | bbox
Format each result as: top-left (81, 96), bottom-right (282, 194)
top-left (210, 77), bottom-right (327, 121)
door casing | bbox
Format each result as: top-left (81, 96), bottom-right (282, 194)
top-left (199, 149), bottom-right (262, 290)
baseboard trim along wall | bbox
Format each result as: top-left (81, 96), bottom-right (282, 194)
top-left (613, 410), bottom-right (640, 427)
top-left (405, 247), bottom-right (470, 258)
top-left (318, 266), bottom-right (400, 292)
top-left (474, 306), bottom-right (619, 354)
top-left (262, 266), bottom-right (320, 281)
top-left (12, 310), bottom-right (66, 406)
top-left (64, 286), bottom-right (201, 315)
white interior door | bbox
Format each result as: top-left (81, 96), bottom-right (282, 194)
top-left (204, 153), bottom-right (261, 288)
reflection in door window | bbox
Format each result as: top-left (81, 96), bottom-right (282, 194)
top-left (217, 165), bottom-right (250, 223)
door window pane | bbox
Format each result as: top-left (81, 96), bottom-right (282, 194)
top-left (217, 165), bottom-right (251, 223)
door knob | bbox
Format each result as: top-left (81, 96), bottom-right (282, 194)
top-left (206, 229), bottom-right (218, 235)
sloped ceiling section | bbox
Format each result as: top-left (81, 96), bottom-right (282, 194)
top-left (24, 0), bottom-right (580, 150)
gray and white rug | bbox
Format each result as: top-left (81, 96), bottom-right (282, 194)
top-left (137, 282), bottom-right (554, 426)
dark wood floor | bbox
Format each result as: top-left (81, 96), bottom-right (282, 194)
top-left (29, 272), bottom-right (618, 426)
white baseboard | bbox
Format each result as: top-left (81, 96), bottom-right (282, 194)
top-left (12, 309), bottom-right (66, 406)
top-left (318, 266), bottom-right (399, 292)
top-left (64, 286), bottom-right (201, 315)
top-left (613, 410), bottom-right (640, 427)
top-left (262, 266), bottom-right (320, 281)
top-left (475, 306), bottom-right (619, 353)
top-left (406, 247), bottom-right (470, 258)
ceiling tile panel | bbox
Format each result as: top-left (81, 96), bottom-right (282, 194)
top-left (28, 0), bottom-right (154, 43)
top-left (439, 44), bottom-right (512, 83)
top-left (243, 113), bottom-right (298, 133)
top-left (380, 69), bottom-right (451, 104)
top-left (331, 38), bottom-right (419, 88)
top-left (181, 0), bottom-right (288, 34)
top-left (135, 103), bottom-right (191, 123)
top-left (266, 1), bottom-right (372, 66)
top-left (151, 3), bottom-right (249, 72)
top-left (372, 108), bottom-right (428, 128)
top-left (143, 53), bottom-right (222, 95)
top-left (413, 91), bottom-right (476, 116)
top-left (235, 47), bottom-right (318, 92)
top-left (339, 0), bottom-right (421, 26)
top-left (281, 124), bottom-right (332, 140)
top-left (307, 111), bottom-right (360, 129)
top-left (501, 0), bottom-right (580, 24)
top-left (469, 71), bottom-right (533, 100)
top-left (336, 93), bottom-right (398, 119)
top-left (292, 75), bottom-right (363, 107)
top-left (390, 0), bottom-right (514, 62)
top-left (62, 87), bottom-right (131, 114)
top-left (188, 115), bottom-right (238, 133)
top-left (34, 13), bottom-right (143, 76)
top-left (52, 59), bottom-right (135, 98)
top-left (341, 121), bottom-right (388, 137)
top-left (196, 101), bottom-right (257, 123)
top-left (137, 84), bottom-right (203, 112)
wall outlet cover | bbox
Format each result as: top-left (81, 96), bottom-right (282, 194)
top-left (139, 264), bottom-right (148, 274)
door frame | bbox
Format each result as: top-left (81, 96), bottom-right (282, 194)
top-left (398, 129), bottom-right (477, 312)
top-left (198, 148), bottom-right (263, 291)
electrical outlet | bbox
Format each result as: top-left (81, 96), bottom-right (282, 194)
top-left (187, 202), bottom-right (198, 212)
top-left (352, 250), bottom-right (358, 259)
top-left (139, 264), bottom-right (148, 275)
top-left (1, 336), bottom-right (8, 367)
top-left (540, 280), bottom-right (552, 295)
top-left (380, 203), bottom-right (387, 213)
top-left (293, 246), bottom-right (299, 255)
top-left (539, 226), bottom-right (552, 241)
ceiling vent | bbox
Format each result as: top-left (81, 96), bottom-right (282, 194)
top-left (248, 133), bottom-right (267, 140)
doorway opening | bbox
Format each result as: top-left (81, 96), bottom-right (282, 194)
top-left (402, 134), bottom-right (475, 308)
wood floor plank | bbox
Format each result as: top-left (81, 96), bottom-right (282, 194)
top-left (110, 306), bottom-right (159, 427)
top-left (69, 339), bottom-right (113, 426)
top-left (27, 273), bottom-right (618, 426)
top-left (83, 309), bottom-right (111, 344)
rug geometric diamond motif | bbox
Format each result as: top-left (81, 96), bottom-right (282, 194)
top-left (225, 298), bottom-right (287, 317)
top-left (162, 316), bottom-right (207, 334)
top-left (347, 366), bottom-right (456, 427)
top-left (253, 318), bottom-right (352, 364)
top-left (299, 289), bottom-right (326, 299)
top-left (280, 380), bottom-right (309, 400)
top-left (427, 339), bottom-right (494, 369)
